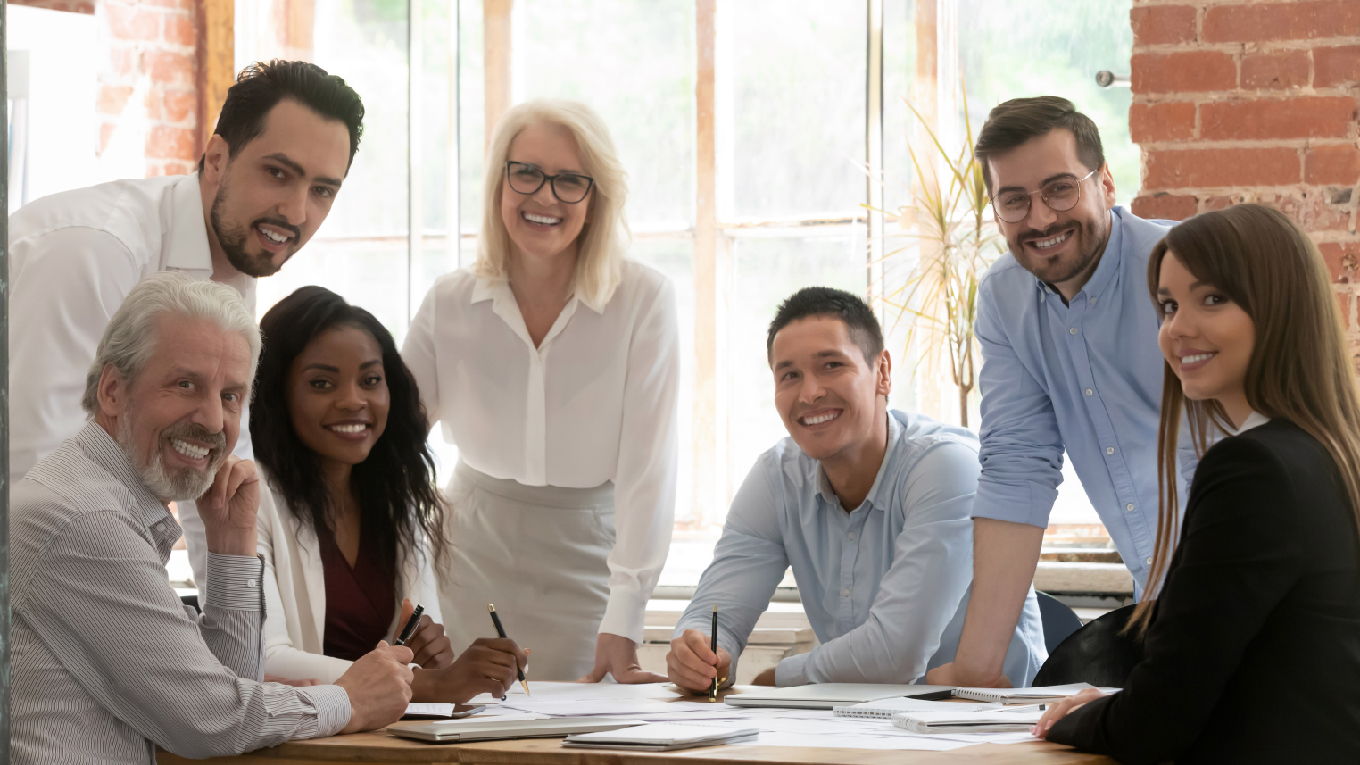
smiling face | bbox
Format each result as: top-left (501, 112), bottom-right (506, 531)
top-left (499, 123), bottom-right (593, 267)
top-left (987, 129), bottom-right (1117, 296)
top-left (1156, 251), bottom-right (1257, 426)
top-left (100, 316), bottom-right (251, 502)
top-left (770, 316), bottom-right (891, 464)
top-left (202, 98), bottom-right (352, 278)
top-left (286, 324), bottom-right (390, 473)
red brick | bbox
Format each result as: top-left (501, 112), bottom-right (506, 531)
top-left (1306, 144), bottom-right (1360, 186)
top-left (1200, 97), bottom-right (1356, 141)
top-left (1316, 46), bottom-right (1360, 88)
top-left (145, 50), bottom-right (195, 88)
top-left (1130, 102), bottom-right (1196, 143)
top-left (1204, 194), bottom-right (1244, 212)
top-left (1241, 50), bottom-right (1311, 90)
top-left (1131, 4), bottom-right (1197, 46)
top-left (1320, 242), bottom-right (1360, 282)
top-left (1337, 289), bottom-right (1351, 327)
top-left (1145, 147), bottom-right (1300, 189)
top-left (1133, 194), bottom-right (1198, 221)
top-left (107, 47), bottom-right (141, 80)
top-left (1132, 51), bottom-right (1237, 95)
top-left (105, 4), bottom-right (161, 41)
top-left (143, 87), bottom-right (196, 124)
top-left (97, 85), bottom-right (133, 116)
top-left (146, 125), bottom-right (197, 161)
top-left (1204, 2), bottom-right (1360, 43)
top-left (1256, 190), bottom-right (1353, 232)
top-left (164, 12), bottom-right (196, 47)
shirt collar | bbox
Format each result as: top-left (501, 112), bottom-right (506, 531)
top-left (73, 422), bottom-right (179, 537)
top-left (472, 275), bottom-right (583, 349)
top-left (814, 411), bottom-right (902, 512)
top-left (1227, 411), bottom-right (1272, 436)
top-left (1035, 207), bottom-right (1122, 303)
top-left (162, 172), bottom-right (214, 273)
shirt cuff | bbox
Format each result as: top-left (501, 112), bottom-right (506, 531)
top-left (296, 684), bottom-right (352, 738)
top-left (971, 482), bottom-right (1054, 528)
top-left (775, 652), bottom-right (810, 687)
top-left (598, 585), bottom-right (648, 645)
top-left (204, 553), bottom-right (264, 612)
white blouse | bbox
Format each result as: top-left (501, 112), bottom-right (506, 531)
top-left (401, 259), bottom-right (680, 644)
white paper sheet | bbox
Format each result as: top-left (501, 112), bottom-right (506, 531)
top-left (404, 703), bottom-right (457, 717)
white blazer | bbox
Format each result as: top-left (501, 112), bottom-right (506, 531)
top-left (257, 471), bottom-right (443, 683)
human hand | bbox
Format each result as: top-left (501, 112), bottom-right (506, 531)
top-left (198, 456), bottom-right (260, 557)
top-left (578, 632), bottom-right (667, 684)
top-left (397, 599), bottom-right (453, 669)
top-left (924, 661), bottom-right (1012, 689)
top-left (439, 637), bottom-right (528, 702)
top-left (665, 629), bottom-right (732, 693)
top-left (752, 668), bottom-right (776, 686)
top-left (334, 641), bottom-right (415, 734)
top-left (264, 673), bottom-right (319, 687)
top-left (1033, 687), bottom-right (1106, 738)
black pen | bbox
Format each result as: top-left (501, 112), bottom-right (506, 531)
top-left (395, 603), bottom-right (424, 646)
top-left (488, 604), bottom-right (530, 695)
top-left (709, 605), bottom-right (719, 702)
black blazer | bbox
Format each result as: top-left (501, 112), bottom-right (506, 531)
top-left (1049, 418), bottom-right (1360, 764)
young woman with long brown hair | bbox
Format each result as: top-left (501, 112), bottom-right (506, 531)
top-left (1035, 204), bottom-right (1360, 763)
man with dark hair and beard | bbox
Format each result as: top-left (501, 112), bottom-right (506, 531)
top-left (924, 96), bottom-right (1198, 690)
top-left (9, 273), bottom-right (414, 765)
top-left (9, 59), bottom-right (361, 482)
top-left (9, 60), bottom-right (363, 592)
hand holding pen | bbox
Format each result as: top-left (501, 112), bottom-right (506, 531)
top-left (396, 598), bottom-right (454, 669)
top-left (488, 604), bottom-right (531, 695)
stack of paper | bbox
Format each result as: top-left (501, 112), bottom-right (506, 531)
top-left (952, 683), bottom-right (1120, 704)
top-left (892, 707), bottom-right (1044, 734)
top-left (833, 697), bottom-right (999, 720)
top-left (563, 722), bottom-right (758, 751)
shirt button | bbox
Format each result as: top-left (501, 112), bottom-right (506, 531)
top-left (1125, 503), bottom-right (1135, 512)
top-left (842, 588), bottom-right (851, 598)
top-left (1106, 446), bottom-right (1115, 455)
top-left (247, 579), bottom-right (256, 588)
top-left (1090, 297), bottom-right (1098, 304)
top-left (847, 532), bottom-right (857, 540)
top-left (1085, 388), bottom-right (1093, 396)
top-left (1069, 327), bottom-right (1078, 335)
top-left (1146, 557), bottom-right (1153, 566)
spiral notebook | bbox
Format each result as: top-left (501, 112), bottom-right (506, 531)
top-left (892, 707), bottom-right (1044, 734)
top-left (833, 697), bottom-right (1000, 720)
top-left (952, 683), bottom-right (1120, 704)
top-left (562, 723), bottom-right (759, 751)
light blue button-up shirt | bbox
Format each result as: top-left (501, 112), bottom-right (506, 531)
top-left (972, 206), bottom-right (1195, 595)
top-left (676, 410), bottom-right (1047, 687)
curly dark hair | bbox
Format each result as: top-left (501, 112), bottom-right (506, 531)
top-left (252, 286), bottom-right (446, 579)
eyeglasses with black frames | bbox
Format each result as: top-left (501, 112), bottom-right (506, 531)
top-left (990, 168), bottom-right (1098, 224)
top-left (505, 161), bottom-right (595, 205)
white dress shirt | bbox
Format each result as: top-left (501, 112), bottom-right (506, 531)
top-left (8, 173), bottom-right (256, 485)
top-left (257, 469), bottom-right (443, 683)
top-left (402, 260), bottom-right (680, 644)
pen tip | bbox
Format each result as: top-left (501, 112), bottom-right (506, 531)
top-left (521, 680), bottom-right (531, 696)
top-left (713, 604), bottom-right (717, 612)
top-left (488, 604), bottom-right (495, 612)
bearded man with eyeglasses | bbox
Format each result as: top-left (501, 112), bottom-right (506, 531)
top-left (925, 96), bottom-right (1196, 690)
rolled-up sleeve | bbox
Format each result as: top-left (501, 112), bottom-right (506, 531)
top-left (674, 458), bottom-right (789, 681)
top-left (775, 440), bottom-right (976, 686)
top-left (972, 280), bottom-right (1065, 528)
top-left (600, 277), bottom-right (681, 644)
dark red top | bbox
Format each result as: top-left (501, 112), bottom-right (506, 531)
top-left (317, 523), bottom-right (396, 662)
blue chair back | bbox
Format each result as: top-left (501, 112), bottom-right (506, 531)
top-left (1036, 591), bottom-right (1084, 653)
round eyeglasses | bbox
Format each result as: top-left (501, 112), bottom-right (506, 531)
top-left (505, 161), bottom-right (595, 204)
top-left (990, 169), bottom-right (1098, 224)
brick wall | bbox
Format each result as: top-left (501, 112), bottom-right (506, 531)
top-left (14, 0), bottom-right (199, 178)
top-left (1129, 0), bottom-right (1360, 340)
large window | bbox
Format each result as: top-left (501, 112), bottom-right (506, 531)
top-left (233, 0), bottom-right (1137, 584)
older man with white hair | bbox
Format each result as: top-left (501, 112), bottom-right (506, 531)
top-left (10, 273), bottom-right (414, 765)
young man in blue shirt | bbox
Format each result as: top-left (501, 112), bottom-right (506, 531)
top-left (667, 288), bottom-right (1045, 690)
top-left (927, 97), bottom-right (1194, 689)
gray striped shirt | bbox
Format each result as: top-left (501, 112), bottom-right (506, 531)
top-left (11, 423), bottom-right (351, 764)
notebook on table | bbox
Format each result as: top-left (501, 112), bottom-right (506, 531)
top-left (562, 723), bottom-right (759, 751)
top-left (892, 707), bottom-right (1044, 734)
top-left (724, 683), bottom-right (954, 709)
top-left (952, 683), bottom-right (1121, 704)
top-left (387, 717), bottom-right (644, 744)
top-left (833, 696), bottom-right (999, 720)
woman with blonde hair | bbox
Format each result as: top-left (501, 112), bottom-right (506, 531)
top-left (403, 100), bottom-right (679, 682)
top-left (1035, 204), bottom-right (1360, 762)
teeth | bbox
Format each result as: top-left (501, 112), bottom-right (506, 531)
top-left (258, 226), bottom-right (288, 244)
top-left (802, 412), bottom-right (839, 426)
top-left (1031, 231), bottom-right (1071, 248)
top-left (523, 212), bottom-right (561, 225)
top-left (1181, 353), bottom-right (1215, 364)
top-left (170, 438), bottom-right (209, 459)
top-left (330, 423), bottom-right (367, 434)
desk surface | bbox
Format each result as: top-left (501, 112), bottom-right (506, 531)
top-left (157, 728), bottom-right (1113, 765)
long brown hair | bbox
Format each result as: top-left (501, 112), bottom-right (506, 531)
top-left (1131, 203), bottom-right (1360, 634)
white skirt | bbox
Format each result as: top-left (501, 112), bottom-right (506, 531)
top-left (438, 461), bottom-right (616, 681)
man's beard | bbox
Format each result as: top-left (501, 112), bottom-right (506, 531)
top-left (117, 407), bottom-right (228, 502)
top-left (1008, 216), bottom-right (1110, 287)
top-left (210, 179), bottom-right (297, 278)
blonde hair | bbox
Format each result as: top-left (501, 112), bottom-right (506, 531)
top-left (1130, 204), bottom-right (1360, 635)
top-left (476, 99), bottom-right (629, 311)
